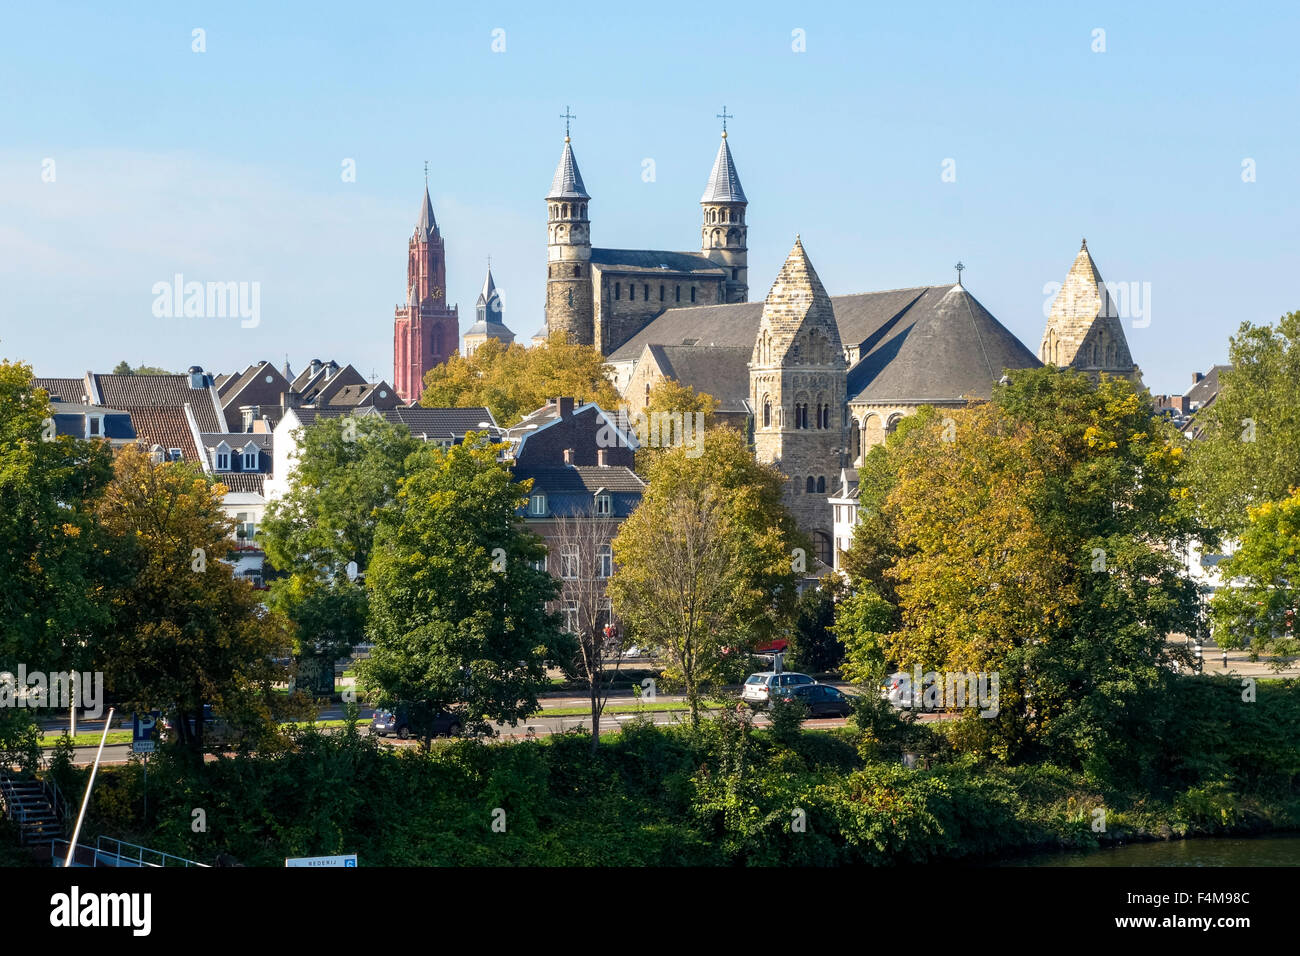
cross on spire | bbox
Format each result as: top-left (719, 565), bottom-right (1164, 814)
top-left (423, 160), bottom-right (429, 185)
top-left (717, 105), bottom-right (733, 135)
top-left (955, 261), bottom-right (965, 285)
top-left (560, 105), bottom-right (576, 140)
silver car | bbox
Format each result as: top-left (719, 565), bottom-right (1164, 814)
top-left (741, 671), bottom-right (816, 709)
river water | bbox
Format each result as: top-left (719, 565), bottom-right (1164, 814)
top-left (1004, 834), bottom-right (1300, 866)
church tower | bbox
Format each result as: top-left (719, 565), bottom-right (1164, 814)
top-left (393, 179), bottom-right (459, 404)
top-left (464, 264), bottom-right (515, 355)
top-left (700, 117), bottom-right (748, 303)
top-left (544, 124), bottom-right (594, 346)
top-left (1040, 239), bottom-right (1141, 383)
top-left (750, 237), bottom-right (846, 564)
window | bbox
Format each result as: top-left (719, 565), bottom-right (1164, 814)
top-left (594, 493), bottom-right (611, 516)
top-left (563, 601), bottom-right (579, 633)
top-left (816, 476), bottom-right (826, 494)
top-left (762, 401), bottom-right (771, 427)
top-left (643, 284), bottom-right (649, 301)
top-left (675, 285), bottom-right (681, 303)
top-left (597, 543), bottom-right (613, 579)
top-left (242, 447), bottom-right (258, 470)
top-left (561, 546), bottom-right (580, 580)
top-left (806, 477), bottom-right (816, 493)
top-left (573, 265), bottom-right (580, 277)
top-left (690, 287), bottom-right (696, 303)
top-left (615, 282), bottom-right (621, 300)
top-left (168, 449), bottom-right (183, 461)
top-left (215, 449), bottom-right (230, 470)
top-left (87, 416), bottom-right (101, 437)
top-left (528, 494), bottom-right (547, 516)
top-left (822, 405), bottom-right (830, 429)
top-left (530, 554), bottom-right (548, 573)
top-left (732, 268), bottom-right (738, 280)
top-left (659, 285), bottom-right (664, 302)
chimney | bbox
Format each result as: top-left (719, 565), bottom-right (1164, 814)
top-left (188, 365), bottom-right (206, 389)
top-left (563, 448), bottom-right (575, 465)
top-left (309, 358), bottom-right (322, 378)
top-left (1193, 372), bottom-right (1204, 384)
top-left (557, 397), bottom-right (575, 419)
top-left (597, 448), bottom-right (609, 467)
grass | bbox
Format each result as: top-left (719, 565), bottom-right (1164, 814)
top-left (540, 701), bottom-right (723, 717)
top-left (39, 731), bottom-right (133, 749)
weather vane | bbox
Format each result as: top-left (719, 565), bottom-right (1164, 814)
top-left (955, 261), bottom-right (965, 285)
top-left (423, 160), bottom-right (429, 185)
top-left (717, 105), bottom-right (733, 134)
top-left (560, 106), bottom-right (576, 139)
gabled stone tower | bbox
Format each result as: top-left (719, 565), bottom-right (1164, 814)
top-left (750, 237), bottom-right (847, 564)
top-left (700, 129), bottom-right (748, 303)
top-left (545, 134), bottom-right (594, 346)
top-left (1040, 239), bottom-right (1140, 382)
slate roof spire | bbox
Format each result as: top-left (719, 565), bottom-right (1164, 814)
top-left (548, 136), bottom-right (589, 200)
top-left (416, 182), bottom-right (437, 240)
top-left (701, 132), bottom-right (747, 204)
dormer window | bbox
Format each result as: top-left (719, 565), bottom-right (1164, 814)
top-left (214, 442), bottom-right (231, 471)
top-left (241, 444), bottom-right (259, 470)
top-left (87, 416), bottom-right (102, 438)
top-left (168, 449), bottom-right (183, 462)
top-left (528, 493), bottom-right (547, 516)
top-left (594, 492), bottom-right (611, 516)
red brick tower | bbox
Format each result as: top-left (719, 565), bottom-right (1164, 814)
top-left (394, 179), bottom-right (459, 403)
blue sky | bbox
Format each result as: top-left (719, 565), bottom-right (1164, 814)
top-left (2, 0), bottom-right (1297, 395)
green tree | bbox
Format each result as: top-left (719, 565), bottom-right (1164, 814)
top-left (1210, 489), bottom-right (1300, 665)
top-left (634, 378), bottom-right (720, 474)
top-left (259, 416), bottom-right (418, 666)
top-left (419, 334), bottom-right (620, 425)
top-left (787, 575), bottom-right (846, 673)
top-left (607, 427), bottom-right (805, 726)
top-left (1188, 311), bottom-right (1300, 537)
top-left (360, 436), bottom-right (569, 747)
top-left (96, 446), bottom-right (292, 756)
top-left (841, 368), bottom-right (1200, 772)
top-left (1, 361), bottom-right (116, 768)
top-left (111, 361), bottom-right (173, 375)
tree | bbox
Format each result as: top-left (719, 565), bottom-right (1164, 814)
top-left (1, 361), bottom-right (115, 768)
top-left (419, 334), bottom-right (620, 425)
top-left (360, 437), bottom-right (569, 748)
top-left (607, 427), bottom-right (805, 726)
top-left (1210, 489), bottom-right (1300, 665)
top-left (1188, 311), bottom-right (1300, 537)
top-left (96, 446), bottom-right (292, 756)
top-left (634, 378), bottom-right (720, 474)
top-left (259, 416), bottom-right (418, 667)
top-left (787, 575), bottom-right (847, 673)
top-left (111, 361), bottom-right (172, 375)
top-left (839, 368), bottom-right (1201, 772)
top-left (548, 509), bottom-right (626, 750)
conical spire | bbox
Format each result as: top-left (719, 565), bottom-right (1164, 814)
top-left (701, 133), bottom-right (746, 204)
top-left (755, 236), bottom-right (840, 364)
top-left (477, 265), bottom-right (497, 307)
top-left (547, 138), bottom-right (589, 200)
top-left (1040, 238), bottom-right (1136, 374)
top-left (416, 183), bottom-right (437, 240)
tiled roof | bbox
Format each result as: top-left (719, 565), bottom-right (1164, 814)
top-left (34, 377), bottom-right (87, 403)
top-left (364, 406), bottom-right (496, 438)
top-left (128, 406), bottom-right (201, 461)
top-left (1186, 365), bottom-right (1230, 408)
top-left (547, 140), bottom-right (589, 200)
top-left (92, 374), bottom-right (223, 432)
top-left (202, 433), bottom-right (272, 451)
top-left (215, 473), bottom-right (266, 495)
top-left (645, 344), bottom-right (752, 413)
top-left (513, 466), bottom-right (646, 517)
top-left (701, 135), bottom-right (746, 204)
top-left (591, 248), bottom-right (725, 275)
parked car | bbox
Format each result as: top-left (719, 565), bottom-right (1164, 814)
top-left (776, 683), bottom-right (854, 718)
top-left (741, 671), bottom-right (817, 709)
top-left (882, 671), bottom-right (914, 708)
top-left (369, 706), bottom-right (462, 740)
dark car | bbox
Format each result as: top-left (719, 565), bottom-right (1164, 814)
top-left (775, 683), bottom-right (854, 718)
top-left (370, 706), bottom-right (462, 740)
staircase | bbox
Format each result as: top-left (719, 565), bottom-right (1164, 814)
top-left (0, 771), bottom-right (66, 846)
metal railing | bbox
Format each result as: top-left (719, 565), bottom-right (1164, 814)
top-left (93, 836), bottom-right (209, 868)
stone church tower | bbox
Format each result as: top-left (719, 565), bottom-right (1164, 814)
top-left (545, 134), bottom-right (594, 346)
top-left (1040, 239), bottom-right (1141, 382)
top-left (393, 182), bottom-right (459, 404)
top-left (750, 237), bottom-right (847, 566)
top-left (700, 129), bottom-right (748, 303)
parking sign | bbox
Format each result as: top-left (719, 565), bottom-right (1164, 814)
top-left (132, 711), bottom-right (160, 754)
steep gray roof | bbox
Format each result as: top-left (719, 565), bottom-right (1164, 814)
top-left (360, 406), bottom-right (496, 439)
top-left (476, 266), bottom-right (497, 306)
top-left (590, 248), bottom-right (725, 274)
top-left (701, 135), bottom-right (746, 204)
top-left (1186, 364), bottom-right (1231, 409)
top-left (34, 377), bottom-right (86, 403)
top-left (645, 344), bottom-right (752, 413)
top-left (416, 185), bottom-right (437, 240)
top-left (845, 285), bottom-right (1041, 404)
top-left (608, 301), bottom-right (765, 362)
top-left (547, 140), bottom-right (589, 200)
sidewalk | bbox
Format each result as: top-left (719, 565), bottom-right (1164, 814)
top-left (1166, 636), bottom-right (1299, 678)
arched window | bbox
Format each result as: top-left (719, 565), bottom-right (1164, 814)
top-left (816, 476), bottom-right (826, 494)
top-left (615, 281), bottom-right (621, 300)
top-left (821, 405), bottom-right (830, 429)
top-left (562, 203), bottom-right (569, 218)
top-left (806, 477), bottom-right (816, 493)
top-left (659, 285), bottom-right (665, 302)
top-left (763, 400), bottom-right (771, 427)
top-left (573, 265), bottom-right (580, 277)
